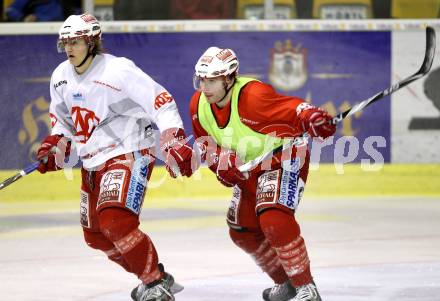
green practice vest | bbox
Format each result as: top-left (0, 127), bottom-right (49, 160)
top-left (198, 77), bottom-right (284, 163)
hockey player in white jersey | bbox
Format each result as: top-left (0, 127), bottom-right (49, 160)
top-left (35, 14), bottom-right (196, 301)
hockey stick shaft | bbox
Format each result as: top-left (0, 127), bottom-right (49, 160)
top-left (0, 145), bottom-right (59, 191)
top-left (332, 26), bottom-right (436, 124)
top-left (239, 26), bottom-right (436, 173)
top-left (0, 161), bottom-right (40, 190)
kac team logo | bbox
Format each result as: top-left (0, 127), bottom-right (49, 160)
top-left (71, 106), bottom-right (100, 143)
top-left (269, 39), bottom-right (308, 91)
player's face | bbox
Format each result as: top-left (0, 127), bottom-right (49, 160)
top-left (62, 38), bottom-right (89, 65)
top-left (199, 77), bottom-right (227, 104)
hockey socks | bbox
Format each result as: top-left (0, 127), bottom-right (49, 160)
top-left (259, 209), bottom-right (313, 287)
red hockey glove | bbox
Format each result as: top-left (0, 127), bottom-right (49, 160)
top-left (197, 138), bottom-right (247, 187)
top-left (215, 150), bottom-right (248, 187)
top-left (298, 106), bottom-right (336, 139)
top-left (160, 128), bottom-right (197, 178)
top-left (36, 134), bottom-right (71, 174)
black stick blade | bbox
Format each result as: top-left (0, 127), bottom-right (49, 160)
top-left (419, 26), bottom-right (436, 76)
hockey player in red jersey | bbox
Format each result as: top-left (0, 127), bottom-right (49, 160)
top-left (35, 14), bottom-right (197, 301)
top-left (190, 47), bottom-right (336, 301)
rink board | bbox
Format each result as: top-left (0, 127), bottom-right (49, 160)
top-left (0, 164), bottom-right (439, 208)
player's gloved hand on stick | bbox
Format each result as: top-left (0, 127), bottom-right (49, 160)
top-left (198, 138), bottom-right (248, 187)
top-left (36, 134), bottom-right (71, 174)
top-left (298, 105), bottom-right (336, 139)
top-left (160, 128), bottom-right (198, 178)
top-left (214, 150), bottom-right (248, 187)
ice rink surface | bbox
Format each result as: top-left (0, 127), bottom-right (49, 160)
top-left (1, 196), bottom-right (439, 301)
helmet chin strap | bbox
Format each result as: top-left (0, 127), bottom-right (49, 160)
top-left (75, 43), bottom-right (95, 69)
top-left (75, 52), bottom-right (91, 68)
top-left (217, 77), bottom-right (236, 104)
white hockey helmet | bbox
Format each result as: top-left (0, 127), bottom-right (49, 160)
top-left (57, 14), bottom-right (102, 53)
top-left (194, 47), bottom-right (239, 78)
top-left (193, 47), bottom-right (239, 90)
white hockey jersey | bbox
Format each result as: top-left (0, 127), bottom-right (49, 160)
top-left (49, 53), bottom-right (184, 170)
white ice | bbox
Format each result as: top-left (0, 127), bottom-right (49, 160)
top-left (1, 197), bottom-right (439, 301)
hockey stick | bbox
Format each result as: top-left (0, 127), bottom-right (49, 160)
top-left (0, 161), bottom-right (40, 190)
top-left (239, 26), bottom-right (436, 173)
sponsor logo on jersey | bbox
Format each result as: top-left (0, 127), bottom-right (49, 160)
top-left (126, 156), bottom-right (150, 214)
top-left (71, 106), bottom-right (100, 143)
top-left (256, 170), bottom-right (280, 205)
top-left (240, 117), bottom-right (260, 125)
top-left (93, 80), bottom-right (121, 92)
top-left (54, 80), bottom-right (67, 89)
top-left (154, 91), bottom-right (174, 110)
top-left (98, 170), bottom-right (126, 207)
top-left (72, 92), bottom-right (85, 101)
top-left (278, 158), bottom-right (301, 209)
top-left (269, 39), bottom-right (308, 91)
